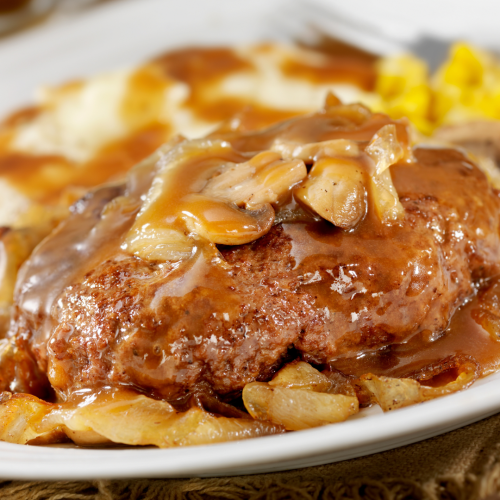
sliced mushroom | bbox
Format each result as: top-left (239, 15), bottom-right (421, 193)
top-left (294, 157), bottom-right (367, 229)
top-left (123, 110), bottom-right (413, 260)
top-left (202, 150), bottom-right (306, 208)
top-left (182, 197), bottom-right (275, 246)
top-left (124, 140), bottom-right (307, 260)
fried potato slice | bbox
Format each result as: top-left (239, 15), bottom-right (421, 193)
top-left (359, 363), bottom-right (477, 412)
top-left (243, 383), bottom-right (359, 431)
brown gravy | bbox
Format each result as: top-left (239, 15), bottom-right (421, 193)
top-left (329, 292), bottom-right (500, 379)
top-left (2, 99), bottom-right (499, 406)
top-left (0, 45), bottom-right (377, 209)
top-left (1, 45), bottom-right (500, 409)
top-left (0, 124), bottom-right (168, 204)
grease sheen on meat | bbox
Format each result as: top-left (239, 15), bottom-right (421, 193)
top-left (3, 107), bottom-right (500, 405)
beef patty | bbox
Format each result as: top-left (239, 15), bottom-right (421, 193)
top-left (3, 108), bottom-right (500, 404)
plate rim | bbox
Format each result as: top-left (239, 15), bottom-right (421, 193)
top-left (1, 373), bottom-right (500, 480)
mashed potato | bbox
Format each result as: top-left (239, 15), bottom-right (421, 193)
top-left (0, 43), bottom-right (379, 227)
top-left (2, 41), bottom-right (497, 227)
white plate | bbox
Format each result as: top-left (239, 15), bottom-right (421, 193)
top-left (1, 0), bottom-right (500, 481)
top-left (1, 372), bottom-right (500, 480)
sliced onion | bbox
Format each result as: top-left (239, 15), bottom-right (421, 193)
top-left (359, 363), bottom-right (477, 412)
top-left (272, 139), bottom-right (360, 162)
top-left (243, 383), bottom-right (359, 431)
top-left (0, 392), bottom-right (54, 444)
top-left (0, 389), bottom-right (284, 447)
top-left (365, 124), bottom-right (405, 176)
top-left (269, 361), bottom-right (333, 392)
top-left (369, 169), bottom-right (405, 224)
top-left (123, 225), bottom-right (194, 262)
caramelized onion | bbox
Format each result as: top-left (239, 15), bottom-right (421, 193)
top-left (269, 360), bottom-right (333, 392)
top-left (124, 140), bottom-right (307, 260)
top-left (359, 362), bottom-right (477, 412)
top-left (272, 139), bottom-right (360, 162)
top-left (243, 361), bottom-right (359, 431)
top-left (0, 392), bottom-right (54, 445)
top-left (368, 169), bottom-right (405, 224)
top-left (0, 389), bottom-right (284, 447)
top-left (243, 382), bottom-right (359, 431)
top-left (365, 124), bottom-right (407, 224)
top-left (365, 124), bottom-right (405, 176)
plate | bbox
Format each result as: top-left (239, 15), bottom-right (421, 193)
top-left (1, 0), bottom-right (500, 481)
top-left (1, 373), bottom-right (500, 480)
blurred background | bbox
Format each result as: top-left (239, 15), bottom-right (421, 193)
top-left (1, 0), bottom-right (500, 116)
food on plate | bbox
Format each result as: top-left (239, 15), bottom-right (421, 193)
top-left (1, 40), bottom-right (500, 448)
top-left (1, 89), bottom-right (500, 447)
top-left (0, 42), bottom-right (497, 333)
top-left (0, 43), bottom-right (380, 335)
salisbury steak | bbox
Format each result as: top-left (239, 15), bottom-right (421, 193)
top-left (3, 105), bottom-right (500, 405)
top-left (5, 150), bottom-right (500, 402)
